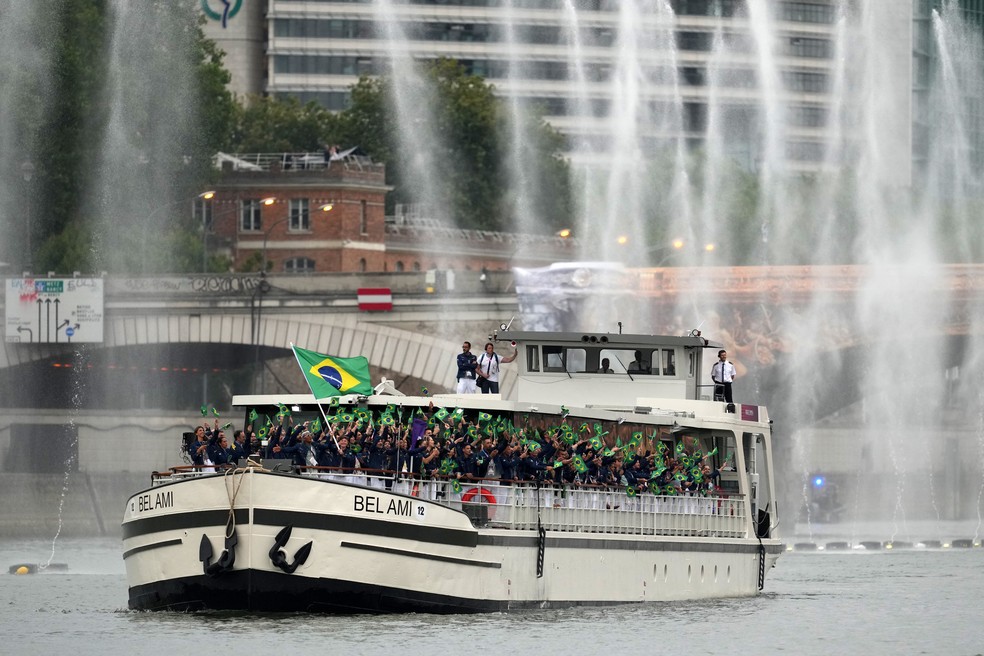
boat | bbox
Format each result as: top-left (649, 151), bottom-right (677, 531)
top-left (122, 328), bottom-right (782, 612)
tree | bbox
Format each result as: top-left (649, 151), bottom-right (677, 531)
top-left (338, 58), bottom-right (571, 233)
top-left (230, 95), bottom-right (338, 153)
top-left (33, 0), bottom-right (237, 274)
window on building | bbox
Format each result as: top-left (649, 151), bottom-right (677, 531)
top-left (359, 258), bottom-right (367, 272)
top-left (284, 257), bottom-right (315, 273)
top-left (360, 199), bottom-right (368, 234)
top-left (240, 199), bottom-right (262, 232)
top-left (395, 261), bottom-right (404, 272)
top-left (412, 262), bottom-right (421, 271)
top-left (289, 199), bottom-right (310, 231)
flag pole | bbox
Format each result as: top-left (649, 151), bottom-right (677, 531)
top-left (291, 342), bottom-right (341, 451)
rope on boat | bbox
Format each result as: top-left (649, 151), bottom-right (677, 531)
top-left (223, 465), bottom-right (251, 538)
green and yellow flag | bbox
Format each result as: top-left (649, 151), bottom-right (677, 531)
top-left (292, 345), bottom-right (373, 398)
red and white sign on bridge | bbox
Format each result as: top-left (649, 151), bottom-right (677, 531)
top-left (357, 288), bottom-right (393, 311)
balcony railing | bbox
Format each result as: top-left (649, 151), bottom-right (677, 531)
top-left (155, 466), bottom-right (748, 539)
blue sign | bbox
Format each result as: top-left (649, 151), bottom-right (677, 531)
top-left (65, 327), bottom-right (75, 337)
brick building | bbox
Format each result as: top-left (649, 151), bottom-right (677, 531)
top-left (206, 151), bottom-right (578, 274)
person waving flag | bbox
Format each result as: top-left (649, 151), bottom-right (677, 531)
top-left (292, 345), bottom-right (373, 398)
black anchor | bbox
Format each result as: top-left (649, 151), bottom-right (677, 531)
top-left (199, 518), bottom-right (238, 577)
top-left (269, 525), bottom-right (313, 574)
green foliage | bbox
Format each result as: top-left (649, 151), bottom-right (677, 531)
top-left (336, 59), bottom-right (571, 233)
top-left (231, 95), bottom-right (339, 153)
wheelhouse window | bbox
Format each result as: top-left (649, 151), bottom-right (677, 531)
top-left (526, 345), bottom-right (540, 372)
top-left (289, 199), bottom-right (310, 231)
top-left (660, 348), bottom-right (677, 376)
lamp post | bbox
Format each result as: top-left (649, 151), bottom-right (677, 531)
top-left (146, 190), bottom-right (215, 271)
top-left (21, 161), bottom-right (35, 272)
top-left (200, 191), bottom-right (215, 272)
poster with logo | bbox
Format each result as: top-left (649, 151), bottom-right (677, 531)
top-left (5, 278), bottom-right (105, 343)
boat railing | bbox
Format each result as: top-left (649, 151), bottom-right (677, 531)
top-left (154, 465), bottom-right (747, 539)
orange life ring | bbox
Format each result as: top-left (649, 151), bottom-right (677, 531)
top-left (461, 486), bottom-right (496, 505)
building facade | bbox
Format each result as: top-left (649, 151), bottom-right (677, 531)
top-left (201, 1), bottom-right (924, 176)
top-left (206, 152), bottom-right (578, 273)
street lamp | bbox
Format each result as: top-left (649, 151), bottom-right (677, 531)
top-left (21, 161), bottom-right (35, 272)
top-left (198, 191), bottom-right (216, 272)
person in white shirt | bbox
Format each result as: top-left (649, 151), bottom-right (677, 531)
top-left (476, 342), bottom-right (517, 394)
top-left (710, 349), bottom-right (737, 403)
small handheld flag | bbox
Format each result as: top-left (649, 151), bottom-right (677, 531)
top-left (200, 405), bottom-right (207, 417)
top-left (248, 409), bottom-right (259, 423)
top-left (211, 407), bottom-right (220, 417)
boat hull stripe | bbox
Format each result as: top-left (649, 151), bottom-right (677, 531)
top-left (339, 540), bottom-right (502, 569)
top-left (122, 508), bottom-right (477, 547)
top-left (252, 509), bottom-right (478, 547)
top-left (122, 538), bottom-right (183, 560)
top-left (122, 509), bottom-right (249, 539)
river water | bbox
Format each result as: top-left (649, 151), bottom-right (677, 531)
top-left (1, 537), bottom-right (981, 655)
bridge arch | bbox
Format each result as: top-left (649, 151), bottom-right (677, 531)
top-left (0, 311), bottom-right (517, 397)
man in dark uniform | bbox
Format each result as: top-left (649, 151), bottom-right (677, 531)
top-left (455, 341), bottom-right (479, 393)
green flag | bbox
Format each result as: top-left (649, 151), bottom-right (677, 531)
top-left (451, 479), bottom-right (462, 494)
top-left (434, 407), bottom-right (449, 422)
top-left (572, 454), bottom-right (588, 474)
top-left (211, 407), bottom-right (220, 417)
top-left (626, 485), bottom-right (637, 498)
top-left (292, 345), bottom-right (373, 398)
top-left (478, 412), bottom-right (492, 424)
top-left (248, 409), bottom-right (258, 423)
top-left (311, 418), bottom-right (322, 433)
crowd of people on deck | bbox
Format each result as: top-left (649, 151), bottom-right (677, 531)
top-left (183, 405), bottom-right (731, 500)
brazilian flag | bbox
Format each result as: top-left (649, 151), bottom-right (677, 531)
top-left (572, 454), bottom-right (588, 474)
top-left (590, 435), bottom-right (603, 450)
top-left (630, 431), bottom-right (642, 447)
top-left (292, 345), bottom-right (373, 398)
top-left (434, 407), bottom-right (449, 422)
top-left (451, 479), bottom-right (462, 494)
top-left (248, 409), bottom-right (259, 423)
top-left (626, 486), bottom-right (637, 498)
top-left (380, 415), bottom-right (395, 427)
top-left (311, 418), bottom-right (322, 433)
top-left (478, 412), bottom-right (492, 424)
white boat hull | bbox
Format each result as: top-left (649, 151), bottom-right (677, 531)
top-left (123, 470), bottom-right (782, 612)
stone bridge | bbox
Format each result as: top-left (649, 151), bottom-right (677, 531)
top-left (2, 265), bottom-right (983, 400)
